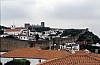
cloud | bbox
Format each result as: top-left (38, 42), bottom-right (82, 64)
top-left (41, 0), bottom-right (100, 20)
top-left (1, 0), bottom-right (100, 20)
top-left (1, 0), bottom-right (36, 20)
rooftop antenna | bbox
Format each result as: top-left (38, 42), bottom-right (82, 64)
top-left (13, 19), bottom-right (15, 25)
top-left (11, 20), bottom-right (15, 29)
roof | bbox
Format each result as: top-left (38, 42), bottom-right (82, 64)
top-left (1, 33), bottom-right (10, 35)
top-left (76, 41), bottom-right (87, 45)
top-left (18, 34), bottom-right (27, 36)
top-left (1, 48), bottom-right (68, 59)
top-left (4, 29), bottom-right (21, 32)
top-left (37, 51), bottom-right (100, 65)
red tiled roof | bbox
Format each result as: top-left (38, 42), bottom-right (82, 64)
top-left (1, 48), bottom-right (68, 59)
top-left (4, 29), bottom-right (21, 32)
top-left (37, 51), bottom-right (100, 65)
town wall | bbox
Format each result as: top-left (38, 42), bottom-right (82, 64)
top-left (0, 37), bottom-right (78, 51)
top-left (0, 38), bottom-right (51, 51)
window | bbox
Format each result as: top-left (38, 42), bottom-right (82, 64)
top-left (21, 37), bottom-right (22, 39)
top-left (24, 32), bottom-right (26, 33)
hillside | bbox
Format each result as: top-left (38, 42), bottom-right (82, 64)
top-left (61, 29), bottom-right (85, 37)
top-left (0, 25), bottom-right (10, 29)
top-left (77, 31), bottom-right (100, 44)
top-left (60, 28), bottom-right (100, 44)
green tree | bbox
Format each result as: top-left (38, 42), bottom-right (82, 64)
top-left (35, 34), bottom-right (39, 41)
top-left (4, 59), bottom-right (30, 65)
top-left (0, 62), bottom-right (2, 65)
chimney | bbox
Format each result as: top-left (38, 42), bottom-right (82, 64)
top-left (84, 49), bottom-right (90, 53)
top-left (39, 59), bottom-right (41, 63)
top-left (58, 49), bottom-right (60, 51)
top-left (38, 49), bottom-right (41, 50)
top-left (71, 49), bottom-right (75, 54)
top-left (69, 47), bottom-right (75, 54)
top-left (95, 49), bottom-right (98, 54)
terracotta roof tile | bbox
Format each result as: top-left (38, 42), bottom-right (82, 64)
top-left (37, 51), bottom-right (100, 65)
top-left (1, 48), bottom-right (68, 59)
top-left (4, 29), bottom-right (21, 32)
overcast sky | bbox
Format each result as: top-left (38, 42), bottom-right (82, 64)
top-left (1, 0), bottom-right (100, 37)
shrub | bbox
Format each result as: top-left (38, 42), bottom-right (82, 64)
top-left (0, 62), bottom-right (2, 65)
top-left (4, 59), bottom-right (30, 65)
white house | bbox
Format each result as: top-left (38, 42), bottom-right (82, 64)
top-left (0, 33), bottom-right (10, 37)
top-left (92, 43), bottom-right (100, 47)
top-left (17, 35), bottom-right (28, 41)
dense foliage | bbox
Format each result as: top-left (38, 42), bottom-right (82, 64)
top-left (0, 25), bottom-right (9, 35)
top-left (29, 27), bottom-right (50, 32)
top-left (61, 29), bottom-right (82, 37)
top-left (4, 59), bottom-right (30, 65)
top-left (78, 31), bottom-right (100, 44)
top-left (0, 25), bottom-right (10, 29)
top-left (0, 62), bottom-right (2, 65)
top-left (0, 30), bottom-right (4, 35)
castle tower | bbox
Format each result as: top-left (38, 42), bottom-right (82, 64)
top-left (25, 23), bottom-right (30, 29)
top-left (41, 22), bottom-right (45, 27)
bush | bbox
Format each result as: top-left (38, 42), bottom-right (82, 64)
top-left (0, 62), bottom-right (2, 65)
top-left (4, 59), bottom-right (30, 65)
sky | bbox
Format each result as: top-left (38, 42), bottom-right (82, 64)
top-left (1, 0), bottom-right (100, 37)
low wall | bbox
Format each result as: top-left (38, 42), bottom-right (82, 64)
top-left (0, 38), bottom-right (29, 51)
top-left (0, 38), bottom-right (51, 51)
top-left (0, 37), bottom-right (78, 51)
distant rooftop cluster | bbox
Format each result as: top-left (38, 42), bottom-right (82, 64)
top-left (0, 22), bottom-right (100, 54)
top-left (0, 22), bottom-right (100, 65)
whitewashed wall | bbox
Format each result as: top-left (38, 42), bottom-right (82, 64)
top-left (0, 52), bottom-right (46, 65)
